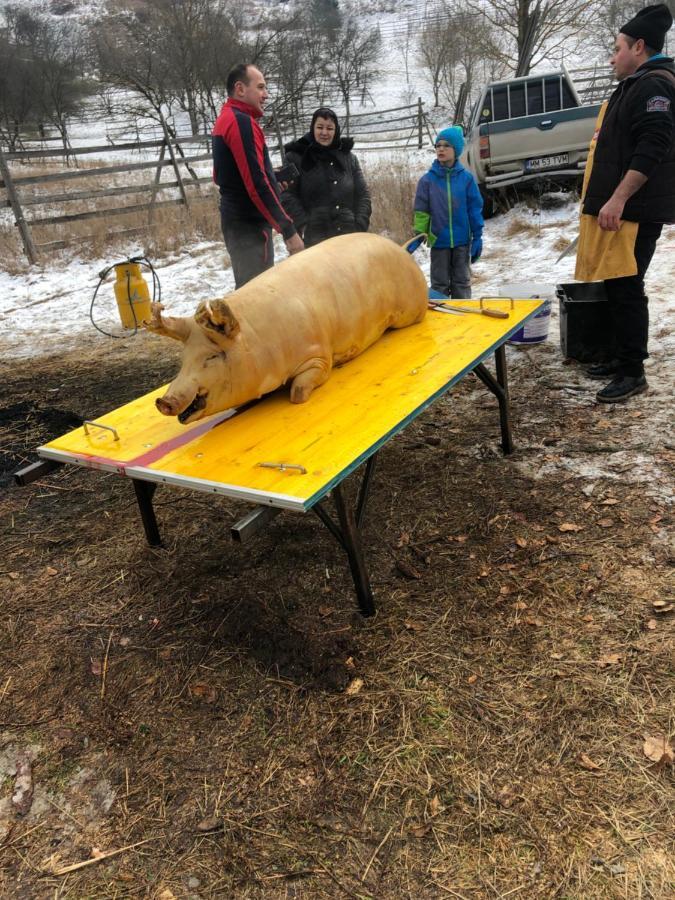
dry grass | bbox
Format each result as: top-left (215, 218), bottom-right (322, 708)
top-left (2, 155), bottom-right (421, 268)
top-left (1, 158), bottom-right (220, 268)
top-left (0, 336), bottom-right (673, 898)
top-left (364, 158), bottom-right (420, 245)
top-left (505, 218), bottom-right (542, 238)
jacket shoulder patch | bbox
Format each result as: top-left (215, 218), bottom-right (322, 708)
top-left (646, 96), bottom-right (671, 112)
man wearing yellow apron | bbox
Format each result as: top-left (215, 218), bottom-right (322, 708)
top-left (581, 4), bottom-right (674, 402)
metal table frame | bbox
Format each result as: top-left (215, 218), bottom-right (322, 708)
top-left (16, 346), bottom-right (512, 618)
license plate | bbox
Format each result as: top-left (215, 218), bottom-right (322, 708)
top-left (525, 153), bottom-right (569, 171)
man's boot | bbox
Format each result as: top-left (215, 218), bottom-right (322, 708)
top-left (596, 374), bottom-right (647, 403)
top-left (586, 359), bottom-right (620, 379)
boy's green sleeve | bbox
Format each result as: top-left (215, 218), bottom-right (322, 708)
top-left (413, 211), bottom-right (437, 246)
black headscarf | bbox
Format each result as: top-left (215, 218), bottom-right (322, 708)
top-left (284, 108), bottom-right (355, 172)
top-left (310, 107), bottom-right (342, 148)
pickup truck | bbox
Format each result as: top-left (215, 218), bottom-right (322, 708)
top-left (464, 66), bottom-right (610, 207)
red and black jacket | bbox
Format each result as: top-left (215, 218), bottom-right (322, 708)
top-left (212, 99), bottom-right (296, 239)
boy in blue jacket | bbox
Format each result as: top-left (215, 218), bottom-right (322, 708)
top-left (413, 126), bottom-right (484, 298)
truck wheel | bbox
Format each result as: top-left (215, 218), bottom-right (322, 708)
top-left (480, 186), bottom-right (496, 219)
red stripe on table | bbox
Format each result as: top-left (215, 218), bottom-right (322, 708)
top-left (67, 409), bottom-right (238, 472)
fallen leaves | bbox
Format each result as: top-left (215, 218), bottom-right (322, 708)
top-left (395, 560), bottom-right (422, 580)
top-left (196, 816), bottom-right (222, 833)
top-left (189, 682), bottom-right (217, 703)
top-left (596, 518), bottom-right (614, 528)
top-left (652, 599), bottom-right (674, 614)
top-left (559, 523), bottom-right (582, 533)
top-left (578, 752), bottom-right (605, 775)
top-left (642, 734), bottom-right (674, 767)
top-left (495, 785), bottom-right (518, 808)
top-left (11, 753), bottom-right (33, 816)
top-left (597, 653), bottom-right (622, 668)
top-left (345, 677), bottom-right (364, 696)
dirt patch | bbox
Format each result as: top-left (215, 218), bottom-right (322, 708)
top-left (0, 336), bottom-right (673, 898)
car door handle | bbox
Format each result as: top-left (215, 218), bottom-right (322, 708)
top-left (539, 119), bottom-right (554, 129)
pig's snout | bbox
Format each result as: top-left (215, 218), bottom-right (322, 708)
top-left (156, 396), bottom-right (178, 416)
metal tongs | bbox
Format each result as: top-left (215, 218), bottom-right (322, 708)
top-left (428, 297), bottom-right (512, 319)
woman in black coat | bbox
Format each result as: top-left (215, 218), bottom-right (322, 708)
top-left (281, 107), bottom-right (371, 247)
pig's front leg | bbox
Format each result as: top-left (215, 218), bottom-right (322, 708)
top-left (289, 357), bottom-right (331, 403)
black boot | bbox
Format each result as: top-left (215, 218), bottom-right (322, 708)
top-left (596, 374), bottom-right (647, 403)
top-left (586, 359), bottom-right (620, 379)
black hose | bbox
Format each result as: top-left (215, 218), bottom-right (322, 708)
top-left (89, 255), bottom-right (161, 339)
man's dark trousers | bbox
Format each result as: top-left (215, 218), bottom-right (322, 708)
top-left (604, 222), bottom-right (663, 377)
top-left (221, 215), bottom-right (274, 289)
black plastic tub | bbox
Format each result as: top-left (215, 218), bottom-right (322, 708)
top-left (556, 281), bottom-right (617, 363)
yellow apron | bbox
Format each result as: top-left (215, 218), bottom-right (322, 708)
top-left (575, 101), bottom-right (638, 282)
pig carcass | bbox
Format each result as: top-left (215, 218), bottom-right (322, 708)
top-left (145, 232), bottom-right (427, 424)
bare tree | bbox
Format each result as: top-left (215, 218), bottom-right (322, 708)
top-left (325, 18), bottom-right (382, 130)
top-left (416, 4), bottom-right (507, 121)
top-left (466, 0), bottom-right (601, 76)
top-left (595, 0), bottom-right (673, 53)
top-left (94, 0), bottom-right (248, 134)
top-left (0, 4), bottom-right (90, 150)
top-left (418, 22), bottom-right (452, 107)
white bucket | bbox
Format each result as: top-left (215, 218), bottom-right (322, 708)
top-left (499, 282), bottom-right (553, 345)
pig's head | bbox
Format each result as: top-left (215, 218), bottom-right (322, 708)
top-left (144, 300), bottom-right (241, 424)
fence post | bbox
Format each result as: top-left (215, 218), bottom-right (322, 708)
top-left (148, 140), bottom-right (167, 225)
top-left (0, 145), bottom-right (38, 264)
top-left (159, 113), bottom-right (189, 209)
top-left (417, 97), bottom-right (423, 149)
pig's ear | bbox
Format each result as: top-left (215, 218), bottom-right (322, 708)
top-left (195, 299), bottom-right (240, 339)
top-left (143, 303), bottom-right (190, 342)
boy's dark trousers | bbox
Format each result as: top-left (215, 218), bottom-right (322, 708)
top-left (603, 222), bottom-right (662, 376)
top-left (221, 214), bottom-right (274, 289)
top-left (430, 245), bottom-right (471, 298)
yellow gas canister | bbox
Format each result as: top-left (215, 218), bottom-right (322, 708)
top-left (114, 262), bottom-right (152, 329)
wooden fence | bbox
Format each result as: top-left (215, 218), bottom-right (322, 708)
top-left (0, 130), bottom-right (212, 263)
top-left (1, 102), bottom-right (433, 263)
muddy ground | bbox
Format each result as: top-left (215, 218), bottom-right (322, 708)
top-left (0, 328), bottom-right (673, 899)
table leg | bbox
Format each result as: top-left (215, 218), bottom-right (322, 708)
top-left (494, 345), bottom-right (513, 455)
top-left (332, 483), bottom-right (376, 617)
top-left (474, 347), bottom-right (513, 455)
top-left (132, 479), bottom-right (162, 546)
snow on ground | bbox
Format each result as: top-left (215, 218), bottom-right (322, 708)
top-left (1, 6), bottom-right (673, 504)
top-left (1, 195), bottom-right (673, 512)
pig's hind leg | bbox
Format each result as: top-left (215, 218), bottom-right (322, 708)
top-left (289, 357), bottom-right (331, 403)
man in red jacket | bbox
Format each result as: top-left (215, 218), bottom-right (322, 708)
top-left (212, 64), bottom-right (303, 288)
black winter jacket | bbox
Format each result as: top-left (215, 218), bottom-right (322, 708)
top-left (281, 134), bottom-right (372, 246)
top-left (583, 56), bottom-right (675, 223)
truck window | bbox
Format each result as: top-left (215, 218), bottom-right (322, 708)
top-left (479, 93), bottom-right (492, 123)
top-left (526, 80), bottom-right (543, 115)
top-left (544, 77), bottom-right (562, 111)
top-left (562, 80), bottom-right (577, 108)
top-left (492, 86), bottom-right (509, 120)
top-left (509, 83), bottom-right (526, 118)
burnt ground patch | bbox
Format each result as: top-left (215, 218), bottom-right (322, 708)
top-left (0, 336), bottom-right (673, 899)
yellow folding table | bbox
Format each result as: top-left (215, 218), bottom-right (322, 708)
top-left (16, 298), bottom-right (542, 616)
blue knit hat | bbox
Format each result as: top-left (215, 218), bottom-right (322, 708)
top-left (435, 126), bottom-right (464, 156)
